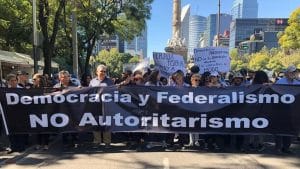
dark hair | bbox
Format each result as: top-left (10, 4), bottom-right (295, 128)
top-left (160, 76), bottom-right (168, 85)
top-left (81, 73), bottom-right (92, 87)
top-left (252, 71), bottom-right (269, 84)
top-left (199, 71), bottom-right (211, 86)
top-left (190, 65), bottom-right (200, 74)
top-left (147, 69), bottom-right (160, 84)
top-left (33, 73), bottom-right (47, 88)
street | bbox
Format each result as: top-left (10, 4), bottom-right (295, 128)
top-left (0, 136), bottom-right (299, 169)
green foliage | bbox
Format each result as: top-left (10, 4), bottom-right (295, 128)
top-left (0, 0), bottom-right (32, 53)
top-left (230, 48), bottom-right (250, 71)
top-left (266, 57), bottom-right (284, 72)
top-left (129, 55), bottom-right (140, 63)
top-left (77, 0), bottom-right (152, 73)
top-left (229, 48), bottom-right (238, 60)
top-left (93, 48), bottom-right (133, 77)
top-left (249, 52), bottom-right (270, 70)
top-left (279, 8), bottom-right (300, 50)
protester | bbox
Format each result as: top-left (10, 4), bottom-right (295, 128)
top-left (185, 65), bottom-right (200, 85)
top-left (32, 73), bottom-right (50, 150)
top-left (230, 72), bottom-right (247, 151)
top-left (16, 70), bottom-right (33, 89)
top-left (80, 73), bottom-right (92, 87)
top-left (207, 71), bottom-right (222, 88)
top-left (54, 70), bottom-right (79, 148)
top-left (6, 73), bottom-right (26, 153)
top-left (188, 73), bottom-right (201, 147)
top-left (89, 65), bottom-right (114, 149)
top-left (275, 65), bottom-right (300, 154)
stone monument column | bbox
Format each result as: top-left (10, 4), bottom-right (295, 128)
top-left (165, 0), bottom-right (188, 61)
top-left (172, 0), bottom-right (181, 39)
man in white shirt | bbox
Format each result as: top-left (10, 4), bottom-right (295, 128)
top-left (275, 65), bottom-right (300, 154)
top-left (89, 64), bottom-right (113, 148)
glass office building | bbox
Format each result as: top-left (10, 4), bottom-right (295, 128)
top-left (231, 0), bottom-right (258, 19)
top-left (204, 14), bottom-right (232, 47)
top-left (188, 15), bottom-right (206, 56)
top-left (229, 18), bottom-right (288, 49)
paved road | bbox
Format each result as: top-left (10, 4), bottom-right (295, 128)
top-left (1, 140), bottom-right (299, 169)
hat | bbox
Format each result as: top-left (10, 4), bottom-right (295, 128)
top-left (210, 71), bottom-right (219, 77)
top-left (285, 65), bottom-right (297, 73)
top-left (233, 72), bottom-right (244, 79)
top-left (17, 70), bottom-right (28, 75)
top-left (123, 69), bottom-right (132, 76)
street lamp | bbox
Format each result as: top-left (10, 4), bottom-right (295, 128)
top-left (72, 0), bottom-right (79, 78)
top-left (32, 0), bottom-right (38, 73)
top-left (217, 0), bottom-right (221, 47)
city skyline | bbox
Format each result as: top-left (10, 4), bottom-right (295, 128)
top-left (147, 0), bottom-right (300, 59)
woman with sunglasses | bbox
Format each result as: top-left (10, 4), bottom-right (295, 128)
top-left (32, 73), bottom-right (50, 150)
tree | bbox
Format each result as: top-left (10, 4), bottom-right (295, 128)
top-left (0, 0), bottom-right (32, 53)
top-left (249, 52), bottom-right (270, 71)
top-left (278, 8), bottom-right (300, 51)
top-left (129, 55), bottom-right (140, 63)
top-left (77, 0), bottom-right (153, 74)
top-left (94, 48), bottom-right (133, 77)
top-left (38, 0), bottom-right (66, 75)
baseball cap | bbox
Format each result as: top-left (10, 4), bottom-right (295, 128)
top-left (210, 71), bottom-right (219, 77)
top-left (285, 65), bottom-right (297, 73)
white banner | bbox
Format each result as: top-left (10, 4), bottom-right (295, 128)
top-left (194, 47), bottom-right (230, 73)
top-left (153, 52), bottom-right (186, 77)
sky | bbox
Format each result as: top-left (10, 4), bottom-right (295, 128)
top-left (147, 0), bottom-right (300, 58)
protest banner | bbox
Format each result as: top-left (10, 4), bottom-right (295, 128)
top-left (153, 52), bottom-right (186, 77)
top-left (194, 47), bottom-right (230, 73)
top-left (1, 85), bottom-right (300, 136)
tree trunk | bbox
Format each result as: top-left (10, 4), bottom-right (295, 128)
top-left (84, 36), bottom-right (96, 74)
top-left (39, 0), bottom-right (65, 75)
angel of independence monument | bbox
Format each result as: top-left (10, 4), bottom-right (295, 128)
top-left (165, 0), bottom-right (188, 62)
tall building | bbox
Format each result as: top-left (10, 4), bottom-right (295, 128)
top-left (188, 15), bottom-right (206, 56)
top-left (229, 18), bottom-right (288, 49)
top-left (181, 4), bottom-right (190, 47)
top-left (93, 35), bottom-right (124, 55)
top-left (204, 14), bottom-right (232, 47)
top-left (231, 0), bottom-right (258, 19)
top-left (213, 30), bottom-right (230, 47)
top-left (238, 31), bottom-right (280, 55)
top-left (124, 28), bottom-right (147, 58)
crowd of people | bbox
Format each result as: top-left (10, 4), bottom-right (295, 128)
top-left (0, 63), bottom-right (299, 154)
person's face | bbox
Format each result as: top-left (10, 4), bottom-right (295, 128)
top-left (232, 78), bottom-right (243, 86)
top-left (18, 74), bottom-right (28, 82)
top-left (286, 72), bottom-right (296, 80)
top-left (210, 76), bottom-right (219, 83)
top-left (8, 77), bottom-right (18, 88)
top-left (32, 76), bottom-right (40, 86)
top-left (134, 76), bottom-right (143, 85)
top-left (175, 75), bottom-right (184, 85)
top-left (191, 77), bottom-right (200, 87)
top-left (97, 68), bottom-right (106, 79)
top-left (59, 73), bottom-right (70, 85)
top-left (86, 76), bottom-right (92, 83)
